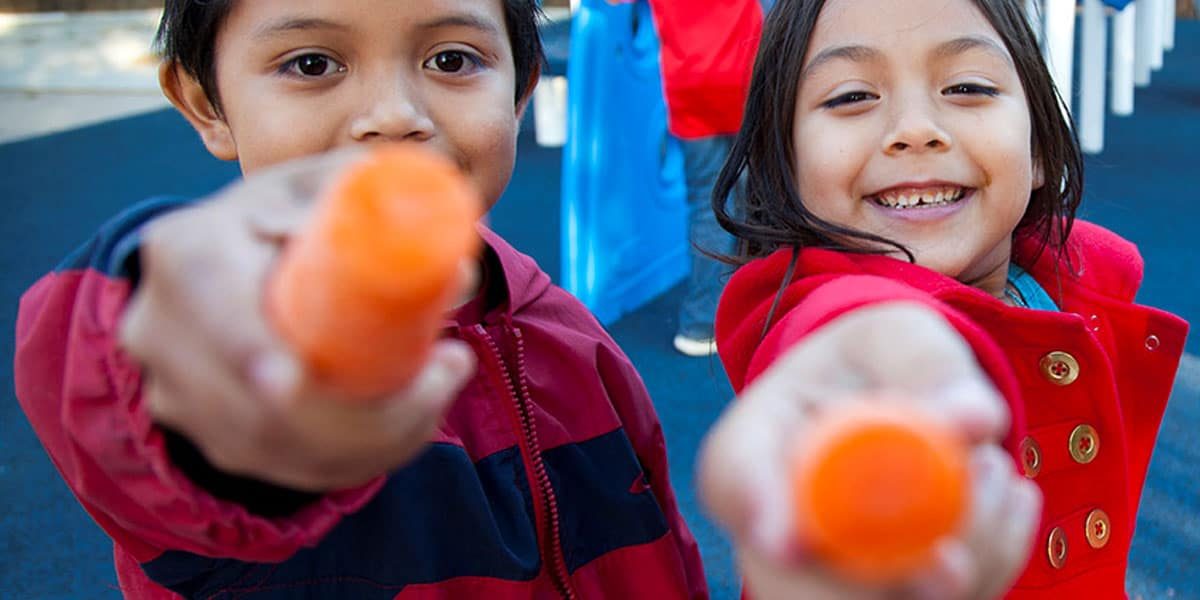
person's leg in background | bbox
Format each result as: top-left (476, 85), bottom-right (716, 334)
top-left (674, 134), bottom-right (736, 357)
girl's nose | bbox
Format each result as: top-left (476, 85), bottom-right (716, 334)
top-left (350, 83), bottom-right (435, 143)
top-left (882, 99), bottom-right (951, 155)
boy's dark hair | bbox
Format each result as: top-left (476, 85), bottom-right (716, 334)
top-left (714, 0), bottom-right (1083, 263)
top-left (154, 0), bottom-right (545, 113)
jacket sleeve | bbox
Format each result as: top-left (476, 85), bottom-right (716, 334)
top-left (595, 343), bottom-right (709, 600)
top-left (13, 197), bottom-right (382, 566)
top-left (722, 272), bottom-right (1026, 452)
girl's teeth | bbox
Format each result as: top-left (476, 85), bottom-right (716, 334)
top-left (874, 187), bottom-right (964, 208)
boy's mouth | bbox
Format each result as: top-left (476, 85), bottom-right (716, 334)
top-left (867, 186), bottom-right (969, 209)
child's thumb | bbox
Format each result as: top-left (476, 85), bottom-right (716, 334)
top-left (697, 399), bottom-right (807, 564)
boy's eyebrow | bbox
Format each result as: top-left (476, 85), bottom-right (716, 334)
top-left (253, 17), bottom-right (350, 39)
top-left (932, 35), bottom-right (1015, 67)
top-left (801, 45), bottom-right (883, 80)
top-left (415, 14), bottom-right (503, 37)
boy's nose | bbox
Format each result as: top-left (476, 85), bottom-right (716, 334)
top-left (350, 86), bottom-right (435, 143)
top-left (882, 100), bottom-right (951, 155)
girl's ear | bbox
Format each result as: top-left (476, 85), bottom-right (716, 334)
top-left (159, 62), bottom-right (238, 161)
top-left (1032, 156), bottom-right (1045, 190)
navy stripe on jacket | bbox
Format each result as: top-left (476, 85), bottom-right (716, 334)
top-left (143, 429), bottom-right (669, 598)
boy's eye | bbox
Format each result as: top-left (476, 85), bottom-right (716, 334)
top-left (282, 53), bottom-right (346, 78)
top-left (424, 50), bottom-right (482, 74)
top-left (942, 83), bottom-right (1000, 96)
top-left (821, 91), bottom-right (878, 109)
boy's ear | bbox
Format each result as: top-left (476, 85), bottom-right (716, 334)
top-left (159, 62), bottom-right (238, 161)
top-left (514, 62), bottom-right (543, 121)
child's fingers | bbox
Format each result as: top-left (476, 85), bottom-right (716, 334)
top-left (926, 378), bottom-right (1010, 445)
top-left (453, 258), bottom-right (481, 308)
top-left (738, 545), bottom-right (859, 600)
top-left (899, 446), bottom-right (1040, 600)
top-left (127, 301), bottom-right (282, 481)
top-left (131, 201), bottom-right (298, 399)
top-left (902, 540), bottom-right (973, 600)
top-left (241, 147), bottom-right (373, 236)
top-left (958, 444), bottom-right (1043, 598)
top-left (814, 303), bottom-right (1010, 444)
top-left (975, 478), bottom-right (1041, 598)
top-left (382, 339), bottom-right (476, 415)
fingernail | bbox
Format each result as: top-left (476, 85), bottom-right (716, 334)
top-left (251, 351), bottom-right (299, 398)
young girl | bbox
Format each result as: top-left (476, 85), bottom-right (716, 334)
top-left (696, 0), bottom-right (1189, 597)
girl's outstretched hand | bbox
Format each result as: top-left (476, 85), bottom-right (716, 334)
top-left (698, 302), bottom-right (1042, 599)
top-left (120, 148), bottom-right (478, 493)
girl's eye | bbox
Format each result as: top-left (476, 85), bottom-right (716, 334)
top-left (424, 50), bottom-right (482, 74)
top-left (943, 83), bottom-right (1000, 96)
top-left (822, 91), bottom-right (878, 109)
top-left (282, 53), bottom-right (346, 78)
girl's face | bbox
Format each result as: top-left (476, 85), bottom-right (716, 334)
top-left (792, 0), bottom-right (1042, 297)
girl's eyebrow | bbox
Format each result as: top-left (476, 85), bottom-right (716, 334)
top-left (801, 45), bottom-right (882, 80)
top-left (932, 35), bottom-right (1014, 67)
top-left (800, 35), bottom-right (1014, 81)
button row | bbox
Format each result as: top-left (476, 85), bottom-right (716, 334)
top-left (1019, 424), bottom-right (1099, 479)
top-left (1046, 509), bottom-right (1110, 570)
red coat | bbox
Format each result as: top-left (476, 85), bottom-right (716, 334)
top-left (15, 198), bottom-right (707, 599)
top-left (646, 0), bottom-right (763, 139)
top-left (715, 221), bottom-right (1188, 598)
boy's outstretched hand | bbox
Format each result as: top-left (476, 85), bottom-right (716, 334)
top-left (119, 149), bottom-right (478, 493)
top-left (698, 302), bottom-right (1042, 600)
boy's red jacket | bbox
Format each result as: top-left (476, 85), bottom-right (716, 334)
top-left (716, 221), bottom-right (1187, 598)
top-left (647, 0), bottom-right (763, 139)
top-left (15, 198), bottom-right (707, 599)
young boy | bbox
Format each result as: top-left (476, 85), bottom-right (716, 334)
top-left (14, 1), bottom-right (706, 598)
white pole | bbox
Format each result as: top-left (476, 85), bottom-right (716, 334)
top-left (1111, 5), bottom-right (1136, 115)
top-left (1163, 0), bottom-right (1176, 51)
top-left (1079, 0), bottom-right (1107, 153)
top-left (1150, 0), bottom-right (1165, 71)
top-left (1044, 0), bottom-right (1076, 116)
top-left (1135, 0), bottom-right (1154, 85)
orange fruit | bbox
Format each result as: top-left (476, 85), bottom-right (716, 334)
top-left (791, 400), bottom-right (968, 582)
top-left (269, 145), bottom-right (482, 398)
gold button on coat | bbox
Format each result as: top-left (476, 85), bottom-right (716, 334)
top-left (1047, 527), bottom-right (1068, 569)
top-left (1069, 424), bottom-right (1100, 464)
top-left (1019, 436), bottom-right (1042, 478)
top-left (1040, 351), bottom-right (1080, 385)
top-left (1085, 509), bottom-right (1111, 549)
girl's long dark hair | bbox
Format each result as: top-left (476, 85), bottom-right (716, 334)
top-left (714, 0), bottom-right (1084, 265)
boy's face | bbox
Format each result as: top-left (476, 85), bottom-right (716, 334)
top-left (167, 0), bottom-right (525, 211)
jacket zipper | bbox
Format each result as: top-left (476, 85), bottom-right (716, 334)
top-left (472, 324), bottom-right (576, 600)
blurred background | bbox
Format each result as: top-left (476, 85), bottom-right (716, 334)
top-left (1, 1), bottom-right (1196, 598)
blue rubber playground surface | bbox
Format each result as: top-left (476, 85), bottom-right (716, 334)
top-left (2, 16), bottom-right (1198, 600)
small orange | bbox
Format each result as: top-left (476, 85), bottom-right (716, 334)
top-left (790, 400), bottom-right (968, 582)
top-left (268, 145), bottom-right (482, 399)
